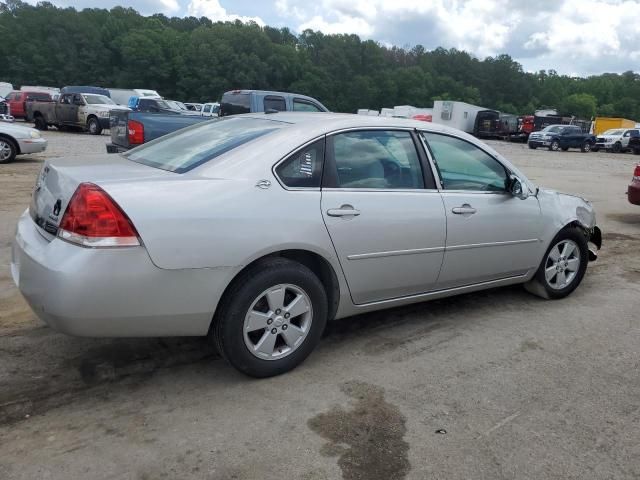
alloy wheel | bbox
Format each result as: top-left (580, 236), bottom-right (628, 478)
top-left (544, 239), bottom-right (581, 290)
top-left (0, 140), bottom-right (12, 162)
top-left (243, 284), bottom-right (313, 360)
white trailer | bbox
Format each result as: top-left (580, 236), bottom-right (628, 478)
top-left (432, 100), bottom-right (487, 134)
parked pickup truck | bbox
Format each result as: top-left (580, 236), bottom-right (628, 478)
top-left (26, 92), bottom-right (129, 135)
top-left (220, 90), bottom-right (328, 116)
top-left (106, 110), bottom-right (209, 153)
top-left (593, 128), bottom-right (640, 153)
top-left (528, 124), bottom-right (595, 152)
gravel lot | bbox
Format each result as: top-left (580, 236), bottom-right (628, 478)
top-left (0, 127), bottom-right (639, 480)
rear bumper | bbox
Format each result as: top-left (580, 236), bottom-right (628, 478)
top-left (628, 180), bottom-right (640, 205)
top-left (11, 210), bottom-right (231, 337)
top-left (106, 143), bottom-right (128, 154)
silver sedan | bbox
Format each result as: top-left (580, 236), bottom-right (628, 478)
top-left (11, 113), bottom-right (602, 377)
top-left (0, 122), bottom-right (47, 163)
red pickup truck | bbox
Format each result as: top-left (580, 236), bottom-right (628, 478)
top-left (5, 91), bottom-right (52, 120)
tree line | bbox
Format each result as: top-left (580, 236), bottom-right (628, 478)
top-left (1, 0), bottom-right (639, 120)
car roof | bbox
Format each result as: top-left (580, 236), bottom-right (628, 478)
top-left (240, 111), bottom-right (466, 134)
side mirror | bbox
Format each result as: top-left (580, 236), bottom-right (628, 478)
top-left (509, 175), bottom-right (529, 200)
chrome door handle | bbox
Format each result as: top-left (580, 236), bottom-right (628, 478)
top-left (452, 204), bottom-right (477, 215)
top-left (327, 205), bottom-right (361, 217)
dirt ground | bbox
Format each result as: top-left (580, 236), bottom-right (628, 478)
top-left (0, 127), bottom-right (639, 480)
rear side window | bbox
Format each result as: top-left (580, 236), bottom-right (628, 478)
top-left (26, 92), bottom-right (50, 101)
top-left (220, 93), bottom-right (250, 116)
top-left (275, 139), bottom-right (324, 188)
top-left (264, 95), bottom-right (286, 112)
top-left (125, 117), bottom-right (285, 173)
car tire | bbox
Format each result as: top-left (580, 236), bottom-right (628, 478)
top-left (212, 257), bottom-right (328, 378)
top-left (549, 140), bottom-right (560, 151)
top-left (87, 117), bottom-right (102, 135)
top-left (0, 137), bottom-right (17, 164)
top-left (613, 142), bottom-right (622, 153)
top-left (581, 141), bottom-right (592, 153)
top-left (528, 144), bottom-right (536, 149)
top-left (633, 148), bottom-right (640, 155)
top-left (34, 115), bottom-right (47, 131)
top-left (524, 227), bottom-right (589, 300)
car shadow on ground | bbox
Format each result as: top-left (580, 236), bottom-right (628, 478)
top-left (0, 285), bottom-right (535, 425)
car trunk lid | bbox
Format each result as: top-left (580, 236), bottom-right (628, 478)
top-left (30, 154), bottom-right (175, 238)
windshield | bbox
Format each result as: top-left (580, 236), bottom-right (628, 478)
top-left (166, 100), bottom-right (187, 110)
top-left (124, 117), bottom-right (286, 173)
top-left (542, 125), bottom-right (563, 133)
top-left (82, 94), bottom-right (115, 105)
top-left (603, 129), bottom-right (624, 135)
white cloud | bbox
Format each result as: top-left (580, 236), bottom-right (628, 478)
top-left (273, 0), bottom-right (640, 75)
top-left (186, 0), bottom-right (265, 25)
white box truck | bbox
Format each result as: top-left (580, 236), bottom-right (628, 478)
top-left (432, 100), bottom-right (487, 134)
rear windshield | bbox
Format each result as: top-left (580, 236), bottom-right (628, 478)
top-left (124, 117), bottom-right (285, 173)
top-left (83, 94), bottom-right (115, 105)
top-left (220, 93), bottom-right (250, 116)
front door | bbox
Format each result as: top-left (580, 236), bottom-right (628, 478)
top-left (321, 129), bottom-right (446, 304)
top-left (56, 94), bottom-right (77, 124)
top-left (421, 132), bottom-right (543, 289)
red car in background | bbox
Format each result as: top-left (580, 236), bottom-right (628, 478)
top-left (628, 164), bottom-right (640, 205)
top-left (5, 91), bottom-right (52, 120)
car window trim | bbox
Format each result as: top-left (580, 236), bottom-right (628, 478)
top-left (419, 130), bottom-right (512, 195)
top-left (322, 128), bottom-right (432, 191)
top-left (272, 135), bottom-right (326, 191)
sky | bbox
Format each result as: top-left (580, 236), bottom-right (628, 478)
top-left (36, 0), bottom-right (640, 76)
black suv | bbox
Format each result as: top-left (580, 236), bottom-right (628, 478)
top-left (629, 130), bottom-right (640, 155)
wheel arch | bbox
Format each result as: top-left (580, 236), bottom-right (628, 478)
top-left (556, 220), bottom-right (600, 261)
top-left (210, 249), bottom-right (341, 332)
top-left (0, 133), bottom-right (20, 154)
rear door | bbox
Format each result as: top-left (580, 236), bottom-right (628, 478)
top-left (321, 129), bottom-right (446, 304)
top-left (421, 131), bottom-right (542, 289)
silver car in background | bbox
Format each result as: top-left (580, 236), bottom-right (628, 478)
top-left (11, 113), bottom-right (602, 377)
top-left (0, 122), bottom-right (47, 163)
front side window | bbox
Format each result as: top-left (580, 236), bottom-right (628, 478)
top-left (264, 95), bottom-right (286, 112)
top-left (293, 99), bottom-right (323, 112)
top-left (422, 132), bottom-right (508, 192)
top-left (328, 130), bottom-right (424, 189)
top-left (275, 138), bottom-right (324, 188)
top-left (203, 104), bottom-right (212, 113)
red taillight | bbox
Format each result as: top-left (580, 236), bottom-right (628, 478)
top-left (58, 183), bottom-right (140, 247)
top-left (128, 120), bottom-right (144, 145)
top-left (634, 164), bottom-right (640, 179)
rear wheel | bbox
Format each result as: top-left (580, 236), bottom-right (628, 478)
top-left (212, 258), bottom-right (328, 378)
top-left (0, 137), bottom-right (17, 163)
top-left (581, 141), bottom-right (592, 153)
top-left (525, 228), bottom-right (588, 299)
top-left (87, 117), bottom-right (102, 135)
top-left (34, 115), bottom-right (47, 131)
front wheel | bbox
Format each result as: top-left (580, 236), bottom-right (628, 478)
top-left (525, 228), bottom-right (588, 299)
top-left (212, 258), bottom-right (328, 377)
top-left (633, 148), bottom-right (640, 155)
top-left (549, 140), bottom-right (560, 151)
top-left (87, 117), bottom-right (102, 135)
top-left (0, 137), bottom-right (17, 163)
top-left (581, 141), bottom-right (592, 153)
top-left (528, 143), bottom-right (536, 150)
top-left (612, 142), bottom-right (622, 153)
